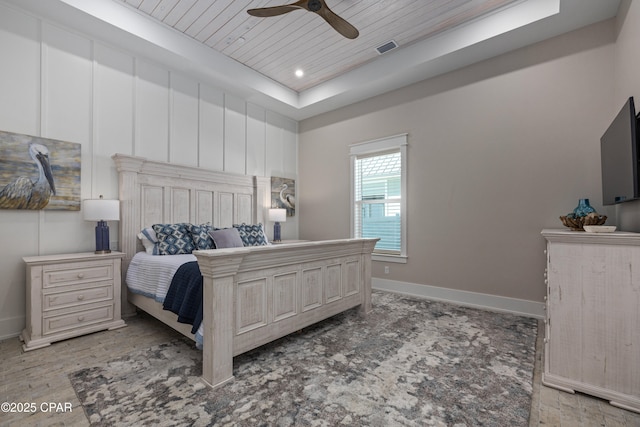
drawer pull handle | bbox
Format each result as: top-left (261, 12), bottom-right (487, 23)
top-left (77, 273), bottom-right (85, 279)
top-left (77, 316), bottom-right (85, 322)
top-left (77, 295), bottom-right (85, 301)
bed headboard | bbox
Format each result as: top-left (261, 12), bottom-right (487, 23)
top-left (112, 154), bottom-right (270, 280)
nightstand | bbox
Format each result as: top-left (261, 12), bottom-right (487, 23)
top-left (21, 251), bottom-right (126, 351)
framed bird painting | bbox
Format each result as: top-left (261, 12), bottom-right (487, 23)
top-left (271, 176), bottom-right (295, 217)
top-left (0, 130), bottom-right (81, 210)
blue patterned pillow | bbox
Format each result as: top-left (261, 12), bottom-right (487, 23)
top-left (188, 223), bottom-right (215, 250)
top-left (233, 223), bottom-right (269, 246)
top-left (152, 223), bottom-right (196, 255)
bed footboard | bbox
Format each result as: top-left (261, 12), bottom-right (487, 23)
top-left (194, 238), bottom-right (378, 389)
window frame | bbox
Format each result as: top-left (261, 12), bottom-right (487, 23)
top-left (350, 134), bottom-right (407, 264)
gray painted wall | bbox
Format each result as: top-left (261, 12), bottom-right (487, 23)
top-left (299, 18), bottom-right (626, 304)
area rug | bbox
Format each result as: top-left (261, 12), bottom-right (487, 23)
top-left (69, 291), bottom-right (538, 426)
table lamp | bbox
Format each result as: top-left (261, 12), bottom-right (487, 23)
top-left (268, 208), bottom-right (286, 242)
top-left (83, 195), bottom-right (120, 254)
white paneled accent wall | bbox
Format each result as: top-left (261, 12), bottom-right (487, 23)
top-left (136, 60), bottom-right (170, 162)
top-left (94, 44), bottom-right (134, 198)
top-left (0, 2), bottom-right (298, 340)
top-left (198, 85), bottom-right (225, 172)
top-left (170, 73), bottom-right (199, 167)
top-left (224, 94), bottom-right (247, 175)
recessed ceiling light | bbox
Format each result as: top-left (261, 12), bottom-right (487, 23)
top-left (295, 69), bottom-right (304, 78)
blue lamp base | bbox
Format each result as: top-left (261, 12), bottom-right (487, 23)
top-left (273, 221), bottom-right (281, 242)
top-left (95, 220), bottom-right (111, 254)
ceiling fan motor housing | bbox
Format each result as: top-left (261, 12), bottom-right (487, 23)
top-left (308, 0), bottom-right (322, 12)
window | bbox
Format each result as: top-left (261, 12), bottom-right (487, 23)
top-left (350, 134), bottom-right (407, 263)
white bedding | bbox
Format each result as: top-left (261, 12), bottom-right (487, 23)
top-left (126, 251), bottom-right (204, 346)
top-left (126, 252), bottom-right (196, 301)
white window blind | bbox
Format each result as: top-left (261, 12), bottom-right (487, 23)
top-left (350, 134), bottom-right (407, 262)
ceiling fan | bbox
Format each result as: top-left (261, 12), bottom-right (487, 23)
top-left (247, 0), bottom-right (359, 39)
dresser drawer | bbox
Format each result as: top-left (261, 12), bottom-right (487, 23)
top-left (43, 284), bottom-right (113, 311)
top-left (43, 262), bottom-right (113, 288)
top-left (43, 304), bottom-right (114, 335)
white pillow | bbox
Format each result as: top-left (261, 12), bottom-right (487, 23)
top-left (137, 227), bottom-right (158, 255)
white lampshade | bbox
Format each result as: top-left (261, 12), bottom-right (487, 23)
top-left (268, 208), bottom-right (286, 222)
top-left (83, 198), bottom-right (120, 221)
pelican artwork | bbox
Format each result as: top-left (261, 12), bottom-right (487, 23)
top-left (0, 143), bottom-right (56, 209)
top-left (279, 183), bottom-right (295, 211)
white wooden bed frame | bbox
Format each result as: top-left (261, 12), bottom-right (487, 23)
top-left (112, 154), bottom-right (377, 388)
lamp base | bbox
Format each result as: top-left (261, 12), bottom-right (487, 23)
top-left (95, 220), bottom-right (111, 254)
top-left (273, 221), bottom-right (281, 242)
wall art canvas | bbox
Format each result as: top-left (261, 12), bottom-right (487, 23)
top-left (0, 130), bottom-right (81, 211)
top-left (271, 176), bottom-right (295, 217)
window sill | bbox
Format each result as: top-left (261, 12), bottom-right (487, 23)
top-left (372, 254), bottom-right (407, 264)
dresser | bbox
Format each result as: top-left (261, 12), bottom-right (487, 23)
top-left (541, 230), bottom-right (640, 413)
top-left (21, 251), bottom-right (126, 351)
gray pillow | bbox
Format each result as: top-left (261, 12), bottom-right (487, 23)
top-left (208, 228), bottom-right (245, 249)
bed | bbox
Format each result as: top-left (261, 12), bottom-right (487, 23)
top-left (112, 154), bottom-right (378, 388)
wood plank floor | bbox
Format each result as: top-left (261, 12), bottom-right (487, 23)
top-left (1, 314), bottom-right (639, 426)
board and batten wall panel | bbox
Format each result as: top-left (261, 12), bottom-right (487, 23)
top-left (0, 6), bottom-right (39, 135)
top-left (198, 84), bottom-right (225, 171)
top-left (224, 93), bottom-right (247, 175)
top-left (0, 1), bottom-right (298, 340)
top-left (282, 117), bottom-right (298, 177)
top-left (247, 103), bottom-right (266, 177)
top-left (266, 110), bottom-right (298, 178)
top-left (94, 43), bottom-right (135, 199)
top-left (135, 60), bottom-right (170, 162)
top-left (40, 23), bottom-right (93, 256)
top-left (170, 73), bottom-right (199, 167)
top-left (266, 111), bottom-right (285, 176)
top-left (0, 5), bottom-right (41, 342)
top-left (265, 110), bottom-right (298, 241)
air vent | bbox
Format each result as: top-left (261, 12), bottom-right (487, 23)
top-left (375, 40), bottom-right (398, 55)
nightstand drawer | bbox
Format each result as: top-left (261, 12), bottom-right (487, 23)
top-left (43, 284), bottom-right (113, 311)
top-left (43, 304), bottom-right (114, 335)
top-left (43, 262), bottom-right (113, 288)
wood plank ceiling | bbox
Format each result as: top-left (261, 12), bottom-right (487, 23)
top-left (117, 0), bottom-right (520, 92)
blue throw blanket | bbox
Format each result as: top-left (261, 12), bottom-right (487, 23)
top-left (163, 261), bottom-right (203, 335)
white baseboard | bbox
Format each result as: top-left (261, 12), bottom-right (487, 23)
top-left (0, 315), bottom-right (25, 342)
top-left (373, 278), bottom-right (545, 319)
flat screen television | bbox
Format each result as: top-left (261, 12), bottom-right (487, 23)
top-left (600, 97), bottom-right (640, 205)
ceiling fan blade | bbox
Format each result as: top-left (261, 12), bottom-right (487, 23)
top-left (247, 5), bottom-right (301, 17)
top-left (316, 2), bottom-right (359, 39)
top-left (248, 0), bottom-right (359, 39)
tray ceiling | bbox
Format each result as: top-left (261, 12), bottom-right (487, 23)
top-left (4, 0), bottom-right (622, 120)
top-left (116, 0), bottom-right (521, 92)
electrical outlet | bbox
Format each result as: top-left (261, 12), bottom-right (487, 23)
top-left (384, 266), bottom-right (390, 274)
